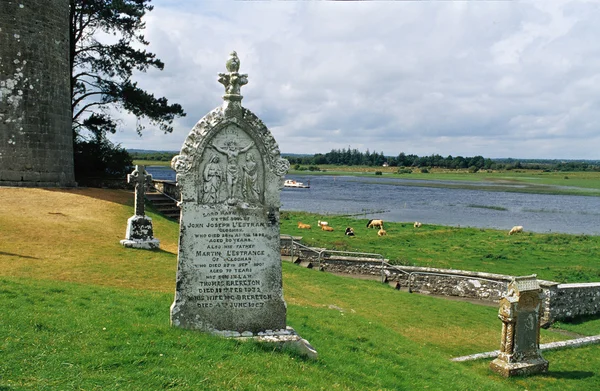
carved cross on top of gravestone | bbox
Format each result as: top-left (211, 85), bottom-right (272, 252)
top-left (218, 51), bottom-right (248, 98)
top-left (127, 165), bottom-right (153, 216)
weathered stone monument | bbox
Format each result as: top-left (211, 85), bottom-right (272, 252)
top-left (120, 165), bottom-right (160, 249)
top-left (0, 0), bottom-right (76, 187)
top-left (490, 275), bottom-right (549, 377)
top-left (169, 52), bottom-right (316, 358)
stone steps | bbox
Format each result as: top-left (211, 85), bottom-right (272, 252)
top-left (146, 191), bottom-right (180, 220)
top-left (281, 255), bottom-right (300, 263)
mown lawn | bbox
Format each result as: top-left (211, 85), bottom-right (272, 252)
top-left (1, 188), bottom-right (599, 390)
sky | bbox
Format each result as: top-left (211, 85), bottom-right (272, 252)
top-left (106, 0), bottom-right (600, 159)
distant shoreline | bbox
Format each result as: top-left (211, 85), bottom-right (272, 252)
top-left (139, 161), bottom-right (600, 198)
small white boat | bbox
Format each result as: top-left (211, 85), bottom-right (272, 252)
top-left (284, 179), bottom-right (310, 188)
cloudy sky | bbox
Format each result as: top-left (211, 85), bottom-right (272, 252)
top-left (108, 0), bottom-right (600, 159)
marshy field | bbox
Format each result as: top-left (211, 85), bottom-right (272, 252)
top-left (1, 187), bottom-right (599, 390)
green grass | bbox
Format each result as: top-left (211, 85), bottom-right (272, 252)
top-left (1, 188), bottom-right (600, 390)
top-left (2, 270), bottom-right (598, 391)
top-left (133, 159), bottom-right (172, 167)
top-left (282, 212), bottom-right (600, 283)
top-left (467, 204), bottom-right (509, 211)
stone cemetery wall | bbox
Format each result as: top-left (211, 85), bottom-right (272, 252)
top-left (152, 179), bottom-right (180, 200)
top-left (282, 242), bottom-right (600, 325)
top-left (542, 282), bottom-right (600, 324)
top-left (323, 259), bottom-right (511, 301)
top-left (0, 0), bottom-right (75, 187)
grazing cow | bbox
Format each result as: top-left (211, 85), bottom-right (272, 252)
top-left (318, 220), bottom-right (329, 227)
top-left (367, 219), bottom-right (384, 229)
top-left (297, 222), bottom-right (311, 229)
top-left (414, 221), bottom-right (422, 228)
top-left (377, 228), bottom-right (387, 236)
top-left (321, 225), bottom-right (334, 232)
top-left (345, 227), bottom-right (355, 236)
top-left (508, 225), bottom-right (523, 235)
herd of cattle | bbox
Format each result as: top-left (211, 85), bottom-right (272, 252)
top-left (296, 219), bottom-right (524, 237)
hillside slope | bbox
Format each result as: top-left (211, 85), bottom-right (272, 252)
top-left (1, 188), bottom-right (599, 390)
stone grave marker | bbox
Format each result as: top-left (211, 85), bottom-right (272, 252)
top-left (120, 165), bottom-right (160, 249)
top-left (169, 52), bottom-right (316, 358)
top-left (490, 275), bottom-right (548, 377)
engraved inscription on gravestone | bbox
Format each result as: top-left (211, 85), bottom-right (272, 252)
top-left (170, 52), bottom-right (292, 334)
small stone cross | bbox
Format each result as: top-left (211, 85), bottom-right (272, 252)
top-left (127, 165), bottom-right (152, 216)
top-left (218, 51), bottom-right (248, 96)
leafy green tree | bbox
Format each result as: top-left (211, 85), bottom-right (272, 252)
top-left (70, 0), bottom-right (185, 178)
top-left (74, 137), bottom-right (132, 180)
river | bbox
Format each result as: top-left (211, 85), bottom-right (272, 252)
top-left (145, 166), bottom-right (600, 235)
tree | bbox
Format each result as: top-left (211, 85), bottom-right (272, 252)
top-left (70, 0), bottom-right (185, 177)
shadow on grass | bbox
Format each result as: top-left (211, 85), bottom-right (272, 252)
top-left (0, 251), bottom-right (39, 260)
top-left (44, 188), bottom-right (132, 206)
top-left (557, 313), bottom-right (600, 325)
top-left (546, 371), bottom-right (595, 380)
top-left (121, 247), bottom-right (177, 256)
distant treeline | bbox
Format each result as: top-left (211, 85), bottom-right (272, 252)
top-left (284, 148), bottom-right (600, 172)
top-left (130, 149), bottom-right (600, 172)
top-left (130, 151), bottom-right (176, 161)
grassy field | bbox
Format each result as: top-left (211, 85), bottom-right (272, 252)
top-left (281, 212), bottom-right (600, 283)
top-left (1, 188), bottom-right (599, 390)
top-left (133, 159), bottom-right (172, 167)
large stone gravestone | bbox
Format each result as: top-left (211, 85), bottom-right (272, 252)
top-left (170, 52), bottom-right (316, 357)
top-left (490, 275), bottom-right (548, 377)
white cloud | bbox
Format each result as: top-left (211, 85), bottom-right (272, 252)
top-left (105, 0), bottom-right (600, 159)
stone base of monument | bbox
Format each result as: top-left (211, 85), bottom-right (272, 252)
top-left (489, 357), bottom-right (549, 377)
top-left (120, 215), bottom-right (160, 249)
top-left (120, 238), bottom-right (160, 249)
top-left (212, 326), bottom-right (318, 360)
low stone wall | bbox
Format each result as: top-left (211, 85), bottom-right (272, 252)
top-left (279, 242), bottom-right (600, 326)
top-left (152, 180), bottom-right (180, 201)
top-left (543, 282), bottom-right (600, 324)
top-left (323, 259), bottom-right (511, 302)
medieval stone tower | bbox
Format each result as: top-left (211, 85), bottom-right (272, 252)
top-left (0, 0), bottom-right (76, 187)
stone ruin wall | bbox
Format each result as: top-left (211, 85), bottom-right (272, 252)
top-left (152, 179), bottom-right (180, 200)
top-left (0, 0), bottom-right (75, 187)
top-left (325, 260), bottom-right (511, 302)
top-left (542, 282), bottom-right (600, 324)
top-left (281, 242), bottom-right (600, 326)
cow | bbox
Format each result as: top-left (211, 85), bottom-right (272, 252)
top-left (345, 227), bottom-right (355, 236)
top-left (318, 220), bottom-right (329, 227)
top-left (414, 221), bottom-right (422, 228)
top-left (377, 228), bottom-right (387, 236)
top-left (322, 225), bottom-right (334, 232)
top-left (297, 222), bottom-right (311, 229)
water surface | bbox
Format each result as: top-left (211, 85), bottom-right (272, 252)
top-left (146, 167), bottom-right (599, 235)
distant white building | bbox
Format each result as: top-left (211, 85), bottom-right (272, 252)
top-left (382, 162), bottom-right (389, 167)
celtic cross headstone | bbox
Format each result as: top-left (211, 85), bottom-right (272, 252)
top-left (120, 165), bottom-right (160, 249)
